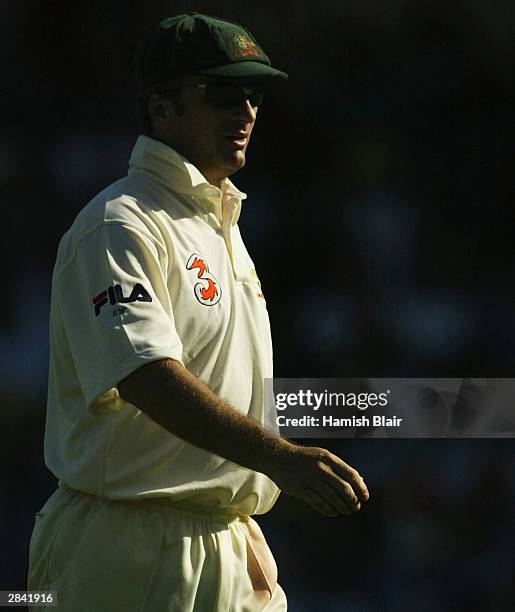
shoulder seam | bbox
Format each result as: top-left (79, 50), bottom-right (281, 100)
top-left (54, 220), bottom-right (167, 283)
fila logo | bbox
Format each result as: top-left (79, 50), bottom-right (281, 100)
top-left (92, 283), bottom-right (152, 316)
top-left (186, 254), bottom-right (222, 306)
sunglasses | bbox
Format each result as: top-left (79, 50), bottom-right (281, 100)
top-left (158, 82), bottom-right (265, 109)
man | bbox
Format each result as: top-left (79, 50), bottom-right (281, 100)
top-left (28, 13), bottom-right (369, 611)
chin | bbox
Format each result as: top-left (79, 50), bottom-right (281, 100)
top-left (234, 152), bottom-right (246, 168)
top-left (224, 151), bottom-right (246, 175)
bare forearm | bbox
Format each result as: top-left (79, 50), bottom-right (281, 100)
top-left (118, 358), bottom-right (289, 478)
top-left (118, 358), bottom-right (370, 517)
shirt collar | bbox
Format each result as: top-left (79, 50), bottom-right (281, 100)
top-left (128, 135), bottom-right (247, 221)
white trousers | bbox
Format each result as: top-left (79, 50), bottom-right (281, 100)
top-left (27, 485), bottom-right (287, 611)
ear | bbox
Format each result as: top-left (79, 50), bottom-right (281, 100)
top-left (148, 93), bottom-right (174, 128)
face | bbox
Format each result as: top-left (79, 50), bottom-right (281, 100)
top-left (149, 74), bottom-right (262, 187)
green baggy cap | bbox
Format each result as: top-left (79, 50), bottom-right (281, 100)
top-left (134, 13), bottom-right (288, 89)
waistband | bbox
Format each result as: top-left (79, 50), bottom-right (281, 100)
top-left (58, 483), bottom-right (247, 525)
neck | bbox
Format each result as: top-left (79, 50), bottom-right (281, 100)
top-left (201, 171), bottom-right (224, 190)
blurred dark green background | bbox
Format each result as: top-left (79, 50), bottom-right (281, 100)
top-left (1, 1), bottom-right (514, 610)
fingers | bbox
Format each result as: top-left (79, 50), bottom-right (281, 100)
top-left (318, 465), bottom-right (361, 512)
top-left (313, 478), bottom-right (355, 515)
top-left (304, 487), bottom-right (339, 517)
top-left (281, 445), bottom-right (369, 517)
top-left (319, 451), bottom-right (370, 501)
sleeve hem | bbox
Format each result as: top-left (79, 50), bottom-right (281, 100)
top-left (83, 347), bottom-right (184, 414)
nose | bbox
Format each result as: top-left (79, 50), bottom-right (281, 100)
top-left (234, 98), bottom-right (257, 123)
top-left (245, 98), bottom-right (257, 120)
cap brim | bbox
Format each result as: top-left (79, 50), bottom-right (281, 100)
top-left (198, 61), bottom-right (288, 80)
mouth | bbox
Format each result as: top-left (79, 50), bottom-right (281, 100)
top-left (224, 133), bottom-right (248, 149)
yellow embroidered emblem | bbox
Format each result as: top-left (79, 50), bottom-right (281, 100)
top-left (233, 33), bottom-right (261, 57)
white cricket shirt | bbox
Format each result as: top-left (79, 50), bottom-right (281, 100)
top-left (45, 135), bottom-right (280, 515)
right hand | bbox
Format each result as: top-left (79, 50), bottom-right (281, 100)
top-left (268, 442), bottom-right (369, 517)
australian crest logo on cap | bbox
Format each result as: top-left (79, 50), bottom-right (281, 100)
top-left (233, 33), bottom-right (261, 58)
top-left (227, 32), bottom-right (266, 61)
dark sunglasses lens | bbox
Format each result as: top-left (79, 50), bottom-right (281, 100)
top-left (205, 84), bottom-right (238, 108)
top-left (206, 84), bottom-right (264, 108)
top-left (249, 89), bottom-right (264, 107)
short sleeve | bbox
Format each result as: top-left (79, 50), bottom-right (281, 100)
top-left (57, 222), bottom-right (184, 413)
